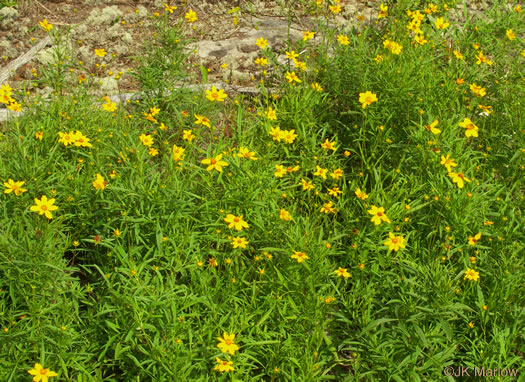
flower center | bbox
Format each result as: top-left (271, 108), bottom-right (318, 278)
top-left (41, 205), bottom-right (48, 211)
top-left (234, 217), bottom-right (240, 222)
top-left (210, 159), bottom-right (217, 165)
top-left (40, 369), bottom-right (48, 375)
top-left (392, 238), bottom-right (398, 244)
top-left (225, 339), bottom-right (233, 345)
top-left (212, 93), bottom-right (218, 99)
top-left (377, 212), bottom-right (383, 216)
top-left (458, 173), bottom-right (464, 179)
top-left (466, 124), bottom-right (474, 130)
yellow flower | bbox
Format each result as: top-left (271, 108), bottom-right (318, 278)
top-left (377, 3), bottom-right (388, 19)
top-left (311, 82), bottom-right (323, 92)
top-left (92, 173), bottom-right (107, 191)
top-left (459, 118), bottom-right (479, 138)
top-left (453, 50), bottom-right (464, 60)
top-left (39, 19), bottom-right (53, 32)
top-left (182, 129), bottom-right (195, 143)
top-left (30, 195), bottom-right (58, 220)
top-left (291, 250), bottom-right (309, 263)
top-left (224, 214), bottom-right (249, 231)
top-left (448, 171), bottom-right (471, 189)
top-left (313, 166), bottom-right (328, 179)
top-left (440, 154), bottom-right (458, 172)
top-left (185, 9), bottom-right (197, 22)
top-left (354, 188), bottom-right (369, 200)
top-left (217, 332), bottom-right (240, 355)
top-left (321, 139), bottom-right (337, 151)
top-left (367, 205), bottom-right (391, 225)
top-left (327, 186), bottom-right (342, 197)
top-left (214, 358), bottom-right (234, 373)
top-left (468, 232), bottom-right (481, 245)
top-left (302, 31), bottom-right (315, 41)
top-left (285, 50), bottom-right (299, 61)
top-left (384, 232), bottom-right (406, 252)
top-left (300, 179), bottom-right (315, 191)
top-left (254, 57), bottom-right (268, 66)
top-left (279, 208), bottom-right (292, 221)
top-left (320, 201), bottom-right (337, 214)
top-left (266, 106), bottom-right (277, 120)
top-left (285, 71), bottom-right (301, 84)
top-left (255, 37), bottom-right (268, 49)
top-left (274, 165), bottom-right (287, 178)
top-left (425, 120), bottom-right (441, 134)
top-left (281, 129), bottom-right (298, 144)
top-left (102, 98), bottom-right (117, 112)
top-left (515, 5), bottom-right (522, 13)
top-left (330, 168), bottom-right (343, 179)
top-left (164, 4), bottom-right (177, 13)
top-left (477, 104), bottom-right (493, 115)
top-left (139, 134), bottom-right (154, 146)
top-left (330, 5), bottom-right (342, 14)
top-left (94, 48), bottom-right (107, 57)
top-left (337, 34), bottom-right (350, 46)
top-left (35, 131), bottom-right (44, 140)
top-left (148, 147), bottom-right (159, 156)
top-left (172, 144), bottom-right (185, 162)
top-left (8, 100), bottom-right (22, 111)
top-left (475, 51), bottom-right (493, 66)
top-left (205, 86), bottom-right (228, 102)
top-left (506, 29), bottom-right (515, 41)
top-left (231, 237), bottom-right (249, 249)
top-left (194, 114), bottom-right (211, 128)
top-left (435, 17), bottom-right (450, 29)
top-left (4, 179), bottom-right (27, 196)
top-left (269, 126), bottom-right (282, 141)
top-left (237, 147), bottom-right (258, 160)
top-left (359, 91), bottom-right (378, 109)
top-left (334, 267), bottom-right (351, 278)
top-left (464, 267), bottom-right (480, 281)
top-left (201, 154), bottom-right (228, 172)
top-left (28, 363), bottom-right (58, 382)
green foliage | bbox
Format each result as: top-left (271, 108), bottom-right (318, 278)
top-left (1, 1), bottom-right (524, 381)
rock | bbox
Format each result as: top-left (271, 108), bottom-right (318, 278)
top-left (99, 76), bottom-right (118, 92)
top-left (87, 5), bottom-right (123, 26)
top-left (0, 40), bottom-right (18, 59)
top-left (0, 7), bottom-right (18, 30)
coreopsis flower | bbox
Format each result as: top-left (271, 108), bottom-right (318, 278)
top-left (148, 148), bottom-right (159, 156)
top-left (102, 97), bottom-right (117, 112)
top-left (274, 165), bottom-right (287, 178)
top-left (355, 188), bottom-right (369, 200)
top-left (0, 84), bottom-right (13, 104)
top-left (440, 154), bottom-right (458, 172)
top-left (285, 50), bottom-right (299, 61)
top-left (35, 131), bottom-right (43, 140)
top-left (313, 166), bottom-right (328, 179)
top-left (506, 29), bottom-right (515, 40)
top-left (413, 33), bottom-right (428, 46)
top-left (30, 195), bottom-right (58, 219)
top-left (468, 232), bottom-right (481, 245)
top-left (475, 51), bottom-right (493, 65)
top-left (217, 332), bottom-right (240, 355)
top-left (477, 105), bottom-right (493, 115)
top-left (237, 147), bottom-right (258, 160)
top-left (58, 131), bottom-right (75, 146)
top-left (327, 186), bottom-right (342, 197)
top-left (464, 267), bottom-right (480, 281)
top-left (435, 17), bottom-right (450, 29)
top-left (285, 71), bottom-right (301, 84)
top-left (205, 86), bottom-right (228, 102)
top-left (139, 134), bottom-right (154, 147)
top-left (515, 5), bottom-right (522, 13)
top-left (459, 118), bottom-right (479, 138)
top-left (201, 154), bottom-right (228, 172)
top-left (185, 9), bottom-right (197, 22)
top-left (94, 48), bottom-right (107, 57)
top-left (330, 168), bottom-right (343, 179)
top-left (279, 208), bottom-right (292, 221)
top-left (311, 82), bottom-right (323, 92)
top-left (4, 179), bottom-right (27, 195)
top-left (194, 114), bottom-right (211, 128)
top-left (377, 3), bottom-right (388, 18)
top-left (278, 129), bottom-right (295, 144)
top-left (384, 232), bottom-right (406, 252)
top-left (334, 267), bottom-right (351, 278)
top-left (72, 131), bottom-right (92, 148)
top-left (7, 100), bottom-right (22, 111)
top-left (302, 31), bottom-right (315, 41)
top-left (164, 4), bottom-right (177, 13)
top-left (182, 129), bottom-right (195, 143)
top-left (367, 205), bottom-right (391, 225)
top-left (254, 57), bottom-right (268, 66)
top-left (28, 363), bottom-right (58, 381)
top-left (214, 358), bottom-right (234, 373)
top-left (330, 5), bottom-right (342, 14)
top-left (39, 19), bottom-right (53, 32)
top-left (359, 91), bottom-right (378, 109)
top-left (448, 171), bottom-right (471, 188)
top-left (321, 139), bottom-right (337, 151)
top-left (172, 144), bottom-right (185, 162)
top-left (453, 50), bottom-right (464, 60)
top-left (383, 39), bottom-right (403, 54)
top-left (269, 126), bottom-right (282, 141)
top-left (456, 78), bottom-right (465, 85)
top-left (230, 237), bottom-right (249, 249)
top-left (224, 214), bottom-right (249, 231)
top-left (92, 174), bottom-right (107, 191)
top-left (255, 37), bottom-right (268, 49)
top-left (266, 106), bottom-right (277, 120)
top-left (320, 201), bottom-right (337, 214)
top-left (300, 178), bottom-right (315, 191)
top-left (291, 250), bottom-right (309, 263)
top-left (337, 34), bottom-right (350, 46)
top-left (424, 120), bottom-right (441, 134)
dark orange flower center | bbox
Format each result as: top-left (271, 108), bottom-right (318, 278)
top-left (40, 369), bottom-right (48, 375)
top-left (234, 217), bottom-right (240, 222)
top-left (210, 159), bottom-right (217, 165)
top-left (392, 238), bottom-right (398, 244)
top-left (377, 212), bottom-right (383, 216)
top-left (458, 173), bottom-right (464, 179)
top-left (41, 205), bottom-right (47, 211)
top-left (225, 339), bottom-right (233, 345)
